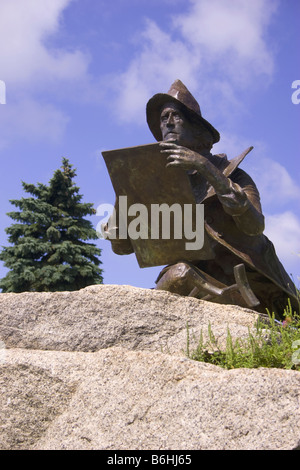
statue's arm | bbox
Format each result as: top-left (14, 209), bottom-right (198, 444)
top-left (215, 168), bottom-right (265, 236)
top-left (199, 163), bottom-right (264, 236)
top-left (191, 159), bottom-right (264, 236)
top-left (160, 142), bottom-right (264, 236)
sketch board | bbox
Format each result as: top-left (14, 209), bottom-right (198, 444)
top-left (102, 143), bottom-right (203, 267)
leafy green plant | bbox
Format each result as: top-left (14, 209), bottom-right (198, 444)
top-left (187, 298), bottom-right (300, 371)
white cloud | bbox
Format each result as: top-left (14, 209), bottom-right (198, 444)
top-left (0, 0), bottom-right (91, 146)
top-left (174, 0), bottom-right (277, 81)
top-left (111, 0), bottom-right (279, 125)
top-left (244, 156), bottom-right (300, 209)
top-left (0, 0), bottom-right (89, 86)
top-left (112, 19), bottom-right (201, 124)
top-left (264, 211), bottom-right (300, 276)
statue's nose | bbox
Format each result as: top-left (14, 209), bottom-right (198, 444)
top-left (166, 114), bottom-right (175, 125)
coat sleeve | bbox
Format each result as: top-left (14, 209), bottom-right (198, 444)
top-left (216, 168), bottom-right (265, 236)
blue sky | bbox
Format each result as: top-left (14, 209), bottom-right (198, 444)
top-left (0, 0), bottom-right (299, 290)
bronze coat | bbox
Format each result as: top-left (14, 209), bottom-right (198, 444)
top-left (189, 149), bottom-right (298, 314)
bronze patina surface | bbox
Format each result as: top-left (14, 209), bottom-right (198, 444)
top-left (103, 143), bottom-right (203, 267)
top-left (102, 79), bottom-right (298, 318)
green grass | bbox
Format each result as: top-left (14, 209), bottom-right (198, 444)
top-left (187, 299), bottom-right (300, 371)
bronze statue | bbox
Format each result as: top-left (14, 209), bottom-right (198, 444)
top-left (103, 80), bottom-right (298, 318)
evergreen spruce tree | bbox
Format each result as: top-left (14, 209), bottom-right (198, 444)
top-left (0, 158), bottom-right (103, 292)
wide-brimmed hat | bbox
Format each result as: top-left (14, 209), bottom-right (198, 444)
top-left (146, 79), bottom-right (220, 144)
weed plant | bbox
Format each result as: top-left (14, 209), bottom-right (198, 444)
top-left (187, 299), bottom-right (300, 371)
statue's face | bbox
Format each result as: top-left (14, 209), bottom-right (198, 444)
top-left (160, 102), bottom-right (198, 147)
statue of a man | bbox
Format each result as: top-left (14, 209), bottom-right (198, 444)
top-left (106, 80), bottom-right (298, 317)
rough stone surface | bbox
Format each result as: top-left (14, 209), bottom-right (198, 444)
top-left (0, 284), bottom-right (259, 355)
top-left (0, 284), bottom-right (299, 450)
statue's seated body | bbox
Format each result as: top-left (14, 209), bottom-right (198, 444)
top-left (105, 80), bottom-right (298, 319)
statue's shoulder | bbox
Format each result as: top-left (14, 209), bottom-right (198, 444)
top-left (212, 152), bottom-right (228, 169)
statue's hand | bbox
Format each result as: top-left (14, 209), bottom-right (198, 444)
top-left (160, 141), bottom-right (231, 195)
top-left (159, 142), bottom-right (207, 171)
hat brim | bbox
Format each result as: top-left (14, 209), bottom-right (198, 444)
top-left (146, 93), bottom-right (220, 144)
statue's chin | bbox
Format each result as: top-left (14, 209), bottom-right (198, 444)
top-left (164, 134), bottom-right (178, 141)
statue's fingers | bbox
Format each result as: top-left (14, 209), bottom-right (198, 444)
top-left (166, 156), bottom-right (175, 166)
top-left (160, 147), bottom-right (177, 153)
top-left (159, 142), bottom-right (180, 150)
top-left (166, 161), bottom-right (180, 167)
top-left (161, 149), bottom-right (182, 156)
top-left (166, 154), bottom-right (179, 161)
top-left (166, 156), bottom-right (183, 167)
